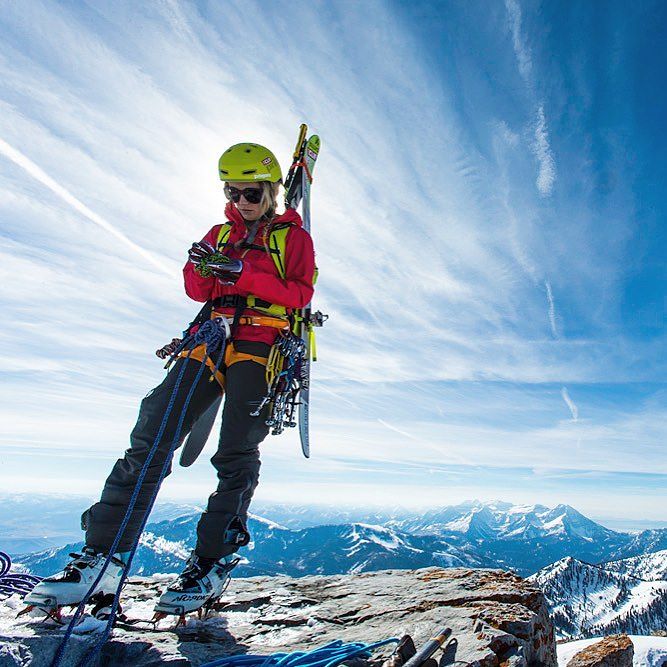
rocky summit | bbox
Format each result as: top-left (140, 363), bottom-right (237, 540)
top-left (0, 567), bottom-right (557, 667)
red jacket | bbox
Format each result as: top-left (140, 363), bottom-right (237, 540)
top-left (183, 203), bottom-right (315, 345)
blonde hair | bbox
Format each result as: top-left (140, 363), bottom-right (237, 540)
top-left (224, 181), bottom-right (282, 253)
top-left (259, 181), bottom-right (281, 219)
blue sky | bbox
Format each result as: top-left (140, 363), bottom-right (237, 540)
top-left (0, 1), bottom-right (665, 523)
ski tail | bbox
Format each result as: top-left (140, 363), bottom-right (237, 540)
top-left (179, 395), bottom-right (222, 467)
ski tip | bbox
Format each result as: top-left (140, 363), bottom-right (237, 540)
top-left (306, 135), bottom-right (321, 154)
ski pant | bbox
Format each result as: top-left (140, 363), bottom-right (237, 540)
top-left (82, 340), bottom-right (272, 560)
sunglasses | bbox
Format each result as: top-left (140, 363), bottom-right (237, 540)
top-left (225, 186), bottom-right (263, 204)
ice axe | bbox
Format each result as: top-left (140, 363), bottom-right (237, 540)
top-left (384, 627), bottom-right (454, 667)
top-left (403, 627), bottom-right (453, 667)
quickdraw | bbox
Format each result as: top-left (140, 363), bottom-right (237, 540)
top-left (251, 331), bottom-right (307, 434)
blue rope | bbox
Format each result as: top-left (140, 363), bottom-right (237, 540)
top-left (200, 638), bottom-right (400, 667)
top-left (51, 320), bottom-right (227, 667)
top-left (79, 358), bottom-right (210, 667)
top-left (0, 551), bottom-right (41, 600)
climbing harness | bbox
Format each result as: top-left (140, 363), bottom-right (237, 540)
top-left (0, 551), bottom-right (41, 601)
top-left (200, 637), bottom-right (400, 667)
top-left (50, 318), bottom-right (231, 667)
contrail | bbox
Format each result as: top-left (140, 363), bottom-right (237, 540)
top-left (0, 137), bottom-right (175, 277)
top-left (377, 418), bottom-right (419, 441)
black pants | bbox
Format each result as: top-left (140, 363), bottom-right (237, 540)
top-left (83, 341), bottom-right (271, 559)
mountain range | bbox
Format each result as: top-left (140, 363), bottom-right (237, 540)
top-left (15, 500), bottom-right (667, 580)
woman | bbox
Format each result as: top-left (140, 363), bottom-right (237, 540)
top-left (26, 143), bottom-right (316, 618)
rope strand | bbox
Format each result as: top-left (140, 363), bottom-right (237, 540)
top-left (51, 319), bottom-right (229, 667)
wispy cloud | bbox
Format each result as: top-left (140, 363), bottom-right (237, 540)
top-left (545, 280), bottom-right (558, 337)
top-left (0, 1), bottom-right (662, 518)
top-left (504, 0), bottom-right (533, 84)
top-left (504, 0), bottom-right (556, 198)
top-left (533, 106), bottom-right (556, 196)
top-left (561, 387), bottom-right (579, 421)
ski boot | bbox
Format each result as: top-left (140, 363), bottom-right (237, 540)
top-left (19, 547), bottom-right (124, 622)
top-left (153, 553), bottom-right (239, 626)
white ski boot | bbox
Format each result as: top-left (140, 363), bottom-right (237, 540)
top-left (153, 553), bottom-right (238, 625)
top-left (21, 547), bottom-right (124, 622)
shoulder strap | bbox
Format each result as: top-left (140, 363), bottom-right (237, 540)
top-left (215, 221), bottom-right (294, 282)
top-left (268, 225), bottom-right (292, 279)
top-left (216, 222), bottom-right (233, 249)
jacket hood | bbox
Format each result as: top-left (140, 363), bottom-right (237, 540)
top-left (224, 202), bottom-right (303, 227)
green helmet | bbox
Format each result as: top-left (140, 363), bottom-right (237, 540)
top-left (218, 143), bottom-right (282, 182)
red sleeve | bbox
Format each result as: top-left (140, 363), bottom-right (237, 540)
top-left (234, 226), bottom-right (315, 309)
top-left (182, 225), bottom-right (221, 302)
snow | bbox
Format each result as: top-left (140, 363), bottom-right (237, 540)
top-left (598, 581), bottom-right (667, 625)
top-left (419, 501), bottom-right (608, 543)
top-left (530, 554), bottom-right (667, 637)
top-left (139, 532), bottom-right (190, 559)
top-left (345, 524), bottom-right (404, 555)
top-left (557, 636), bottom-right (667, 667)
top-left (71, 616), bottom-right (106, 634)
top-left (606, 550), bottom-right (667, 581)
top-left (0, 578), bottom-right (276, 644)
top-left (543, 515), bottom-right (567, 533)
top-left (248, 513), bottom-right (288, 531)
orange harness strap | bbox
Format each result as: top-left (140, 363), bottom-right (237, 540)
top-left (176, 314), bottom-right (287, 388)
top-left (211, 314), bottom-right (290, 330)
top-left (178, 343), bottom-right (269, 389)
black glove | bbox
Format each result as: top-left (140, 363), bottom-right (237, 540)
top-left (188, 241), bottom-right (217, 265)
top-left (207, 258), bottom-right (244, 285)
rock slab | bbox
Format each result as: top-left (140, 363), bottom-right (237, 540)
top-left (565, 634), bottom-right (634, 667)
top-left (0, 567), bottom-right (557, 666)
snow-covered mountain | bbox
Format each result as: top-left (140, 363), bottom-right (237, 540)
top-left (605, 549), bottom-right (667, 581)
top-left (609, 530), bottom-right (667, 562)
top-left (13, 500), bottom-right (667, 581)
top-left (387, 500), bottom-right (626, 574)
top-left (389, 500), bottom-right (616, 542)
top-left (529, 555), bottom-right (667, 638)
top-left (18, 514), bottom-right (489, 579)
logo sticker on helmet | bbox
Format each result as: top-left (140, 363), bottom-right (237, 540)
top-left (261, 157), bottom-right (273, 166)
top-left (253, 173), bottom-right (271, 179)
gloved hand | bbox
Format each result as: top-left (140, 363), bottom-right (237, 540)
top-left (188, 241), bottom-right (217, 265)
top-left (206, 258), bottom-right (244, 285)
top-left (189, 241), bottom-right (242, 283)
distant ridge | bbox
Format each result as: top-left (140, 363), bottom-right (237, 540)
top-left (15, 500), bottom-right (667, 580)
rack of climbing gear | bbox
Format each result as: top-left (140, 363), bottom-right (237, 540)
top-left (251, 330), bottom-right (307, 434)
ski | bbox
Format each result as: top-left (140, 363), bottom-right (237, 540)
top-left (295, 134), bottom-right (321, 458)
top-left (179, 395), bottom-right (222, 467)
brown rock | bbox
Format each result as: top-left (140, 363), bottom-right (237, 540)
top-left (566, 634), bottom-right (634, 667)
top-left (0, 567), bottom-right (559, 667)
